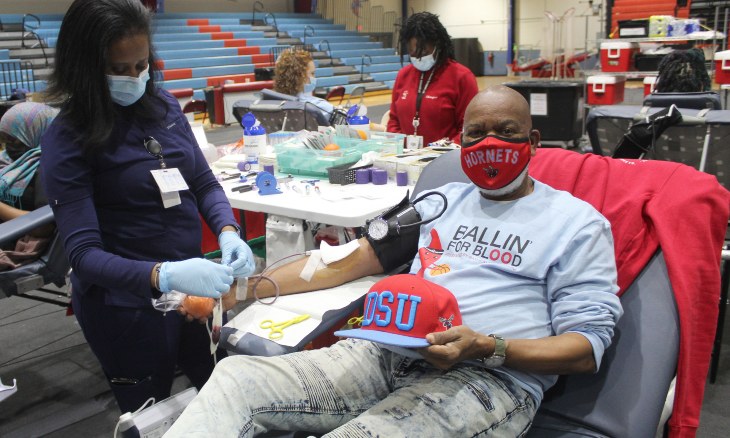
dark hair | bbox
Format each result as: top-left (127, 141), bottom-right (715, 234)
top-left (399, 12), bottom-right (454, 66)
top-left (654, 48), bottom-right (711, 93)
top-left (44, 0), bottom-right (163, 151)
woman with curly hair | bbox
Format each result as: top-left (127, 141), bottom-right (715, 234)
top-left (274, 48), bottom-right (334, 116)
top-left (654, 48), bottom-right (711, 93)
top-left (388, 12), bottom-right (478, 146)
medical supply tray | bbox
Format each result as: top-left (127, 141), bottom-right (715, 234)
top-left (274, 132), bottom-right (405, 177)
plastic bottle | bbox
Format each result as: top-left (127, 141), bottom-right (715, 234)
top-left (348, 115), bottom-right (370, 139)
top-left (241, 112), bottom-right (267, 159)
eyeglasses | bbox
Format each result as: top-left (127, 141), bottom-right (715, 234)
top-left (144, 136), bottom-right (166, 169)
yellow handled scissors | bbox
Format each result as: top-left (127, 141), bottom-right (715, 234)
top-left (259, 314), bottom-right (311, 340)
top-left (347, 316), bottom-right (364, 327)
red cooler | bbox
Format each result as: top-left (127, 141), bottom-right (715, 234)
top-left (586, 75), bottom-right (626, 105)
top-left (714, 50), bottom-right (730, 84)
top-left (600, 41), bottom-right (639, 72)
top-left (643, 76), bottom-right (657, 96)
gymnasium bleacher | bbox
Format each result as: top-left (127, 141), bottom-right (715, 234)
top-left (0, 10), bottom-right (404, 121)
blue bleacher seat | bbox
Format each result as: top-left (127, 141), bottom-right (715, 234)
top-left (9, 11), bottom-right (404, 118)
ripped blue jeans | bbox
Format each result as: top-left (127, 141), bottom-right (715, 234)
top-left (165, 339), bottom-right (537, 437)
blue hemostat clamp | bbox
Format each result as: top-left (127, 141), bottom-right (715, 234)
top-left (256, 171), bottom-right (282, 195)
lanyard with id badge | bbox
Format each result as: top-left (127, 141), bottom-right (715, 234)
top-left (408, 69), bottom-right (435, 149)
top-left (145, 136), bottom-right (189, 208)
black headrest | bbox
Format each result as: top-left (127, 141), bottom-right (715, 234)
top-left (261, 89), bottom-right (297, 101)
top-left (643, 92), bottom-right (722, 110)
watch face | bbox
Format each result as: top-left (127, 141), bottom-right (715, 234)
top-left (367, 218), bottom-right (389, 240)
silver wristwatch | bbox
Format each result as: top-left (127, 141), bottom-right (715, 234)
top-left (479, 334), bottom-right (506, 368)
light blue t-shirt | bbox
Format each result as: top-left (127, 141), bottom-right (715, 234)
top-left (411, 180), bottom-right (623, 403)
top-left (296, 92), bottom-right (335, 118)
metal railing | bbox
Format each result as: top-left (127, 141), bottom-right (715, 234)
top-left (318, 40), bottom-right (333, 66)
top-left (251, 1), bottom-right (265, 25)
top-left (20, 31), bottom-right (49, 67)
top-left (264, 13), bottom-right (279, 39)
top-left (303, 25), bottom-right (315, 47)
top-left (360, 54), bottom-right (372, 82)
top-left (22, 13), bottom-right (40, 33)
top-left (1, 60), bottom-right (35, 100)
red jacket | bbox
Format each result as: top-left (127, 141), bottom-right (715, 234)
top-left (387, 59), bottom-right (478, 146)
top-left (531, 148), bottom-right (730, 438)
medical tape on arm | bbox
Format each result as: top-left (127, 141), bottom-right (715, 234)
top-left (300, 250), bottom-right (325, 282)
top-left (298, 240), bottom-right (362, 282)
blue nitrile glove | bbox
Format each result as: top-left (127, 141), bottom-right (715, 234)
top-left (158, 258), bottom-right (234, 298)
top-left (219, 230), bottom-right (256, 277)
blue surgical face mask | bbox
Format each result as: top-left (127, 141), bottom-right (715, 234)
top-left (107, 65), bottom-right (150, 106)
top-left (303, 76), bottom-right (316, 94)
top-left (411, 51), bottom-right (437, 72)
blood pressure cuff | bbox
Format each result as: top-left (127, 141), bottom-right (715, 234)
top-left (365, 225), bottom-right (420, 273)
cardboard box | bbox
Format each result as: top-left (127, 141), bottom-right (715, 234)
top-left (586, 75), bottom-right (626, 105)
top-left (374, 148), bottom-right (452, 184)
top-left (649, 15), bottom-right (673, 38)
top-left (402, 153), bottom-right (443, 185)
top-left (618, 19), bottom-right (649, 38)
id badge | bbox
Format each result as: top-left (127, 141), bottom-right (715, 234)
top-left (151, 168), bottom-right (189, 208)
top-left (406, 135), bottom-right (423, 149)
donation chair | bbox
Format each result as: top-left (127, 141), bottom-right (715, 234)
top-left (416, 150), bottom-right (681, 437)
top-left (324, 86), bottom-right (346, 106)
top-left (232, 89), bottom-right (332, 132)
top-left (586, 105), bottom-right (730, 190)
top-left (220, 147), bottom-right (727, 437)
top-left (182, 99), bottom-right (208, 124)
top-left (0, 205), bottom-right (70, 304)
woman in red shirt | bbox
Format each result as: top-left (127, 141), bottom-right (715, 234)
top-left (387, 12), bottom-right (479, 146)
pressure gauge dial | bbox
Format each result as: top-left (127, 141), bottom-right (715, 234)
top-left (367, 218), bottom-right (390, 241)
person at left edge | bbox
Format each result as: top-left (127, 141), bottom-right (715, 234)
top-left (39, 0), bottom-right (255, 414)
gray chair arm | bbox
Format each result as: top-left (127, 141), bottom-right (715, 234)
top-left (0, 205), bottom-right (55, 246)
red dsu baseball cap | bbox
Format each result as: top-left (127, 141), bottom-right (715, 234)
top-left (334, 274), bottom-right (462, 348)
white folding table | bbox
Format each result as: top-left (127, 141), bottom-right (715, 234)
top-left (222, 176), bottom-right (411, 228)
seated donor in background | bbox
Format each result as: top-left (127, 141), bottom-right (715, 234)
top-left (165, 86), bottom-right (623, 438)
top-left (0, 102), bottom-right (58, 222)
top-left (654, 48), bottom-right (711, 93)
top-left (0, 102), bottom-right (58, 270)
top-left (273, 48), bottom-right (335, 116)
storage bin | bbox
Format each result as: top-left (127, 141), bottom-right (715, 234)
top-left (635, 53), bottom-right (665, 71)
top-left (587, 75), bottom-right (626, 105)
top-left (274, 133), bottom-right (405, 177)
top-left (504, 81), bottom-right (584, 144)
top-left (600, 41), bottom-right (639, 72)
top-left (714, 50), bottom-right (730, 84)
top-left (618, 19), bottom-right (649, 38)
